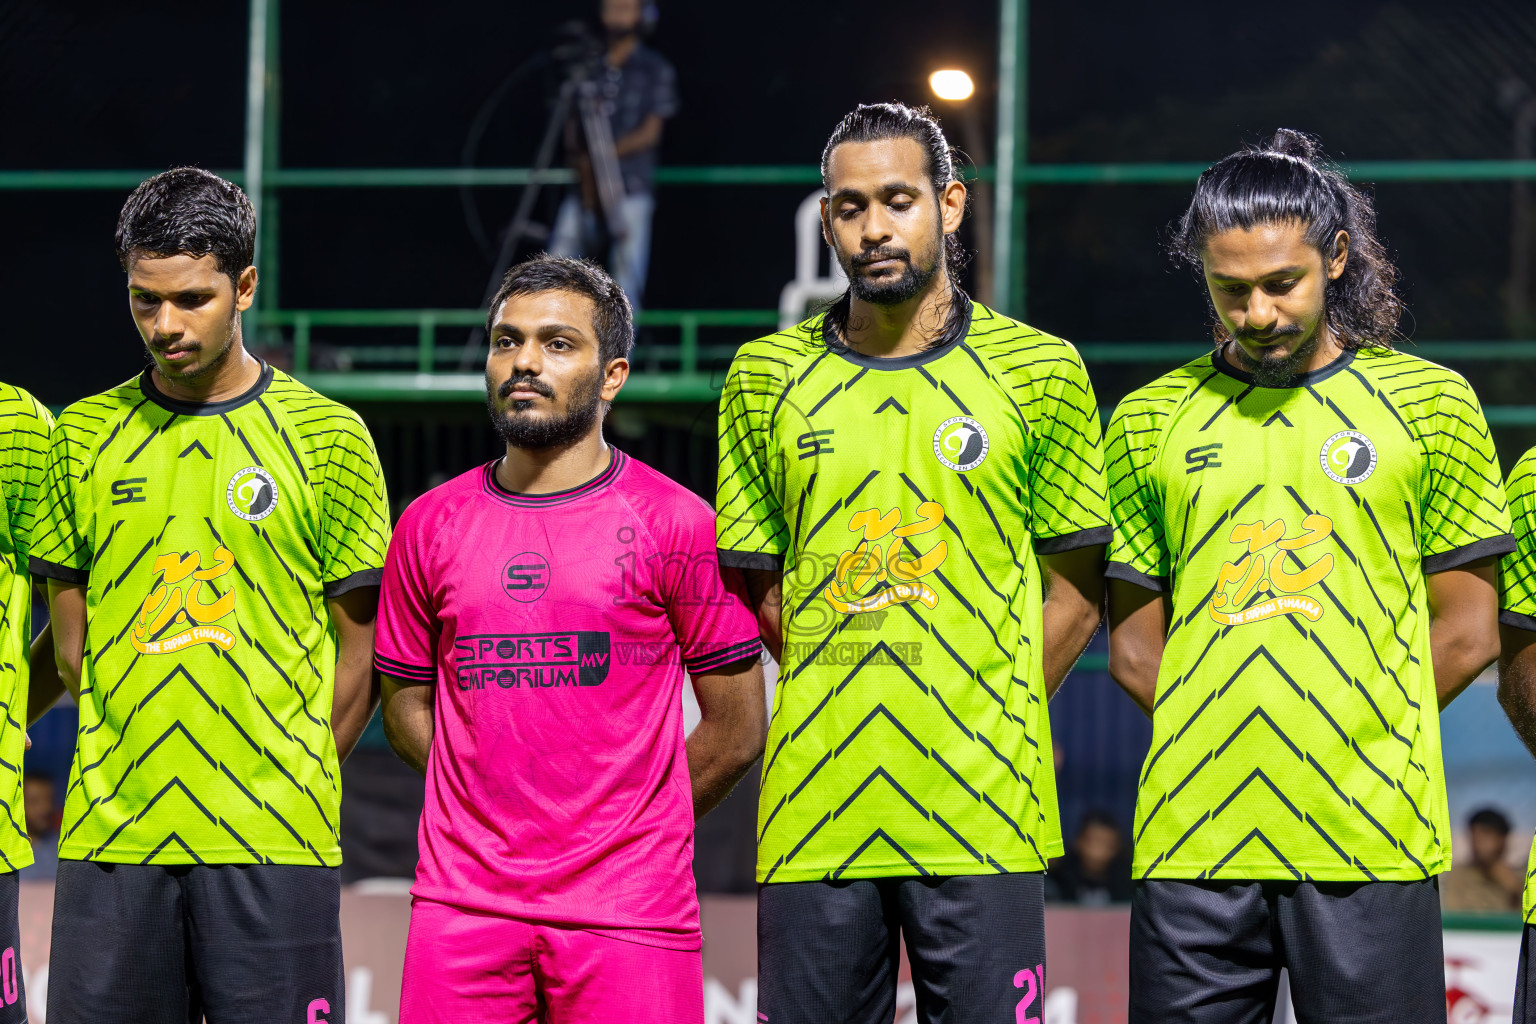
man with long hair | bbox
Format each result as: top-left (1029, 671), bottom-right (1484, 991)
top-left (1106, 130), bottom-right (1510, 1022)
top-left (30, 167), bottom-right (391, 1023)
top-left (717, 102), bottom-right (1110, 1021)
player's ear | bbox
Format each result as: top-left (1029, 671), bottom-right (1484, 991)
top-left (820, 197), bottom-right (833, 247)
top-left (601, 357), bottom-right (630, 403)
top-left (234, 266), bottom-right (258, 312)
top-left (939, 179), bottom-right (966, 236)
top-left (1327, 231), bottom-right (1349, 281)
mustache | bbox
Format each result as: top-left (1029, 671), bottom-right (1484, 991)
top-left (851, 246), bottom-right (911, 268)
top-left (1232, 323), bottom-right (1303, 343)
top-left (497, 375), bottom-right (554, 400)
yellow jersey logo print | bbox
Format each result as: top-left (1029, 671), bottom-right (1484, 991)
top-left (132, 546), bottom-right (239, 655)
top-left (1208, 514), bottom-right (1334, 626)
top-left (823, 502), bottom-right (949, 615)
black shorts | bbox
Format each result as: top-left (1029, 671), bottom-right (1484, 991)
top-left (1515, 925), bottom-right (1536, 1024)
top-left (46, 861), bottom-right (344, 1024)
top-left (1130, 877), bottom-right (1444, 1024)
top-left (758, 873), bottom-right (1045, 1024)
top-left (0, 872), bottom-right (26, 1024)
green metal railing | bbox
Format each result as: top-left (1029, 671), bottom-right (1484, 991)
top-left (11, 159), bottom-right (1536, 192)
top-left (251, 304), bottom-right (1536, 416)
top-left (260, 308), bottom-right (779, 403)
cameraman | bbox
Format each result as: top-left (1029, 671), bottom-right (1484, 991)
top-left (549, 0), bottom-right (676, 310)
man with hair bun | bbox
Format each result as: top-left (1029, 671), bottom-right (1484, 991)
top-left (31, 167), bottom-right (391, 1024)
top-left (1107, 130), bottom-right (1511, 1022)
top-left (718, 102), bottom-right (1111, 1021)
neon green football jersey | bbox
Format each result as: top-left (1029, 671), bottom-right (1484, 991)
top-left (1107, 346), bottom-right (1512, 882)
top-left (717, 303), bottom-right (1111, 883)
top-left (29, 365), bottom-right (390, 866)
top-left (0, 384), bottom-right (54, 870)
top-left (1497, 447), bottom-right (1536, 921)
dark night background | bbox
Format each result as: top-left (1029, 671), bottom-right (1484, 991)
top-left (8, 0), bottom-right (1536, 886)
top-left (6, 1), bottom-right (1536, 411)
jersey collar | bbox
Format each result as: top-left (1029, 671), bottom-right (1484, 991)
top-left (139, 361), bottom-right (274, 415)
top-left (1211, 344), bottom-right (1355, 388)
top-left (482, 448), bottom-right (627, 508)
top-left (821, 294), bottom-right (974, 371)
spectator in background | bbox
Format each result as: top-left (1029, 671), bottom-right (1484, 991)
top-left (550, 0), bottom-right (676, 310)
top-left (1047, 810), bottom-right (1133, 906)
top-left (18, 773), bottom-right (57, 882)
top-left (1442, 807), bottom-right (1523, 912)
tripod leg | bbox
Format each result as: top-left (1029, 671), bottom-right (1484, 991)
top-left (457, 78), bottom-right (579, 369)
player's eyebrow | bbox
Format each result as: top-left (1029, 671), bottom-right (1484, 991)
top-left (127, 285), bottom-right (218, 299)
top-left (829, 181), bottom-right (925, 205)
top-left (1208, 265), bottom-right (1306, 281)
top-left (491, 322), bottom-right (593, 343)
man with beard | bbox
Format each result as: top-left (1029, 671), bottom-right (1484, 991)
top-left (377, 254), bottom-right (767, 1023)
top-left (1106, 130), bottom-right (1510, 1023)
top-left (29, 167), bottom-right (391, 1023)
top-left (717, 102), bottom-right (1110, 1021)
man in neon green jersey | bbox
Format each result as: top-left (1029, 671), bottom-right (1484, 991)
top-left (30, 168), bottom-right (390, 1024)
top-left (1497, 453), bottom-right (1536, 1022)
top-left (0, 382), bottom-right (63, 1021)
top-left (1107, 130), bottom-right (1510, 1023)
top-left (718, 102), bottom-right (1109, 1022)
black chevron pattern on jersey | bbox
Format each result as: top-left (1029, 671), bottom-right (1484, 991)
top-left (720, 306), bottom-right (1111, 883)
top-left (1107, 347), bottom-right (1511, 882)
top-left (0, 383), bottom-right (53, 869)
top-left (29, 368), bottom-right (389, 866)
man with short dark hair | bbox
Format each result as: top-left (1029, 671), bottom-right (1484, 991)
top-left (1107, 130), bottom-right (1510, 1022)
top-left (378, 254), bottom-right (766, 1023)
top-left (1441, 807), bottom-right (1520, 912)
top-left (1047, 811), bottom-right (1133, 906)
top-left (31, 166), bottom-right (391, 1024)
top-left (718, 102), bottom-right (1110, 1023)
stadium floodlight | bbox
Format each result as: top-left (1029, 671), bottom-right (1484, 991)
top-left (928, 69), bottom-right (975, 102)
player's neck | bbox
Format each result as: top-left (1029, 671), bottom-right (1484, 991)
top-left (496, 433), bottom-right (612, 495)
top-left (150, 342), bottom-right (263, 406)
top-left (841, 269), bottom-right (956, 360)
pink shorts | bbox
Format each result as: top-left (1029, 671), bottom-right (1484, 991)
top-left (399, 898), bottom-right (704, 1024)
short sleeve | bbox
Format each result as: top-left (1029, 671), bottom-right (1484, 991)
top-left (664, 505), bottom-right (762, 675)
top-left (716, 352), bottom-right (788, 571)
top-left (1419, 376), bottom-right (1514, 574)
top-left (3, 390), bottom-right (53, 573)
top-left (650, 54), bottom-right (678, 120)
top-left (317, 411), bottom-right (391, 596)
top-left (29, 412), bottom-right (91, 585)
top-left (1500, 450), bottom-right (1536, 631)
top-left (1026, 344), bottom-right (1112, 553)
top-left (1104, 401), bottom-right (1171, 592)
top-left (374, 502), bottom-right (437, 684)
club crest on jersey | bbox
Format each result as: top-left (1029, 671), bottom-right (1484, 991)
top-left (1320, 431), bottom-right (1377, 485)
top-left (226, 466), bottom-right (279, 521)
top-left (933, 416), bottom-right (989, 472)
top-left (132, 546), bottom-right (239, 655)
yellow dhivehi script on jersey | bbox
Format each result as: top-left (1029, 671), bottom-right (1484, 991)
top-left (1208, 514), bottom-right (1335, 627)
top-left (823, 502), bottom-right (949, 615)
top-left (132, 546), bottom-right (239, 655)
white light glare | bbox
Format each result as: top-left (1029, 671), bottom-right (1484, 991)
top-left (929, 69), bottom-right (975, 102)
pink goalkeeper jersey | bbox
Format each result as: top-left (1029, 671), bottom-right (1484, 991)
top-left (375, 450), bottom-right (761, 949)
